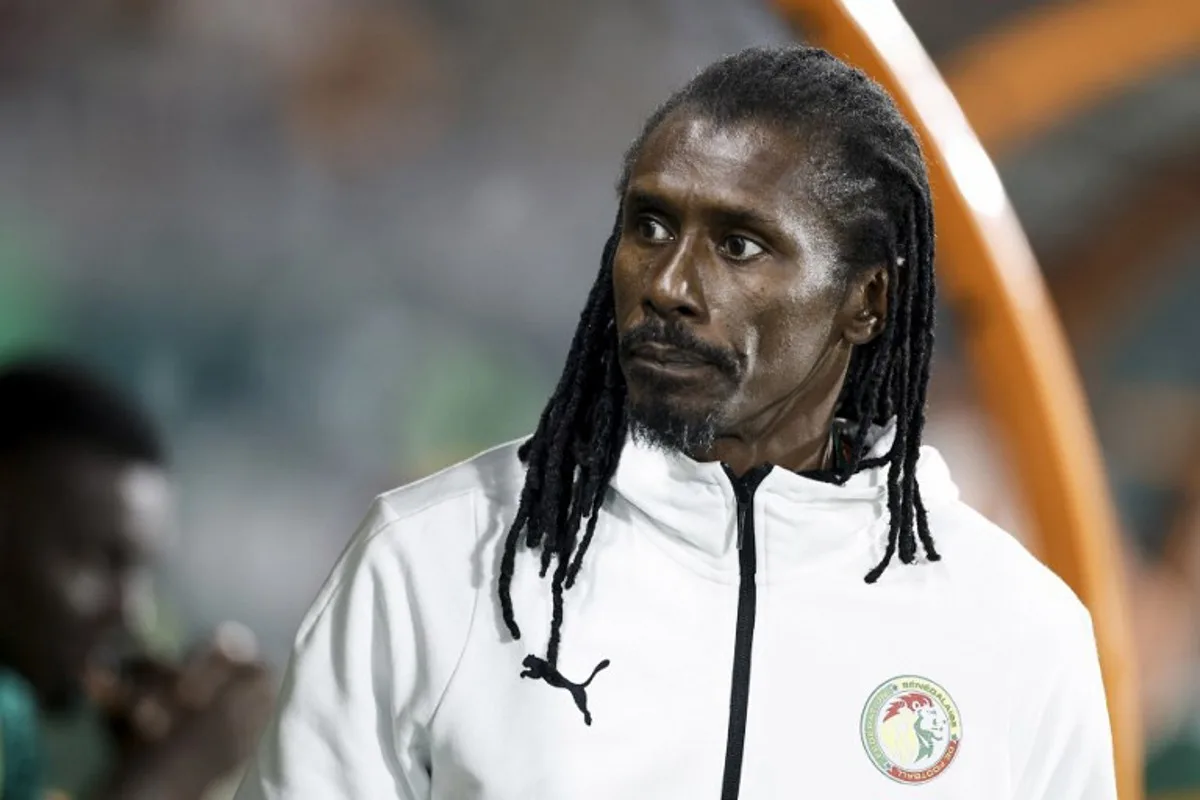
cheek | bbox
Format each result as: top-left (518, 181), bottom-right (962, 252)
top-left (744, 288), bottom-right (840, 377)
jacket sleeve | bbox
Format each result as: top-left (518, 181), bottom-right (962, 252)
top-left (1010, 604), bottom-right (1118, 799)
top-left (234, 495), bottom-right (478, 800)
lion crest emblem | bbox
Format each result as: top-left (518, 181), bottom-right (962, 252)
top-left (860, 676), bottom-right (962, 784)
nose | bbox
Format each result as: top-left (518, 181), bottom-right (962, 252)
top-left (642, 234), bottom-right (709, 323)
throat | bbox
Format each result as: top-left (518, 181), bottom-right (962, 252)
top-left (702, 421), bottom-right (838, 476)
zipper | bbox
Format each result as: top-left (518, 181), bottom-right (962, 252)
top-left (719, 463), bottom-right (772, 800)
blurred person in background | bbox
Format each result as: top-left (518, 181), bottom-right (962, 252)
top-left (0, 357), bottom-right (273, 800)
top-left (237, 47), bottom-right (1114, 799)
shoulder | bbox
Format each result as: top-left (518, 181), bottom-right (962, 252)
top-left (345, 437), bottom-right (526, 562)
top-left (376, 437), bottom-right (527, 529)
top-left (297, 438), bottom-right (526, 638)
top-left (909, 445), bottom-right (1092, 642)
top-left (926, 498), bottom-right (1094, 643)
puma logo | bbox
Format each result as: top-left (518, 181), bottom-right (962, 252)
top-left (519, 654), bottom-right (611, 726)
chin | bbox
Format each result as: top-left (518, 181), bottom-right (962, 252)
top-left (627, 396), bottom-right (721, 456)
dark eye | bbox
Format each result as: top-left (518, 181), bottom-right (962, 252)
top-left (637, 216), bottom-right (673, 243)
top-left (720, 235), bottom-right (765, 261)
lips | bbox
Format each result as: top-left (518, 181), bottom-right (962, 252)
top-left (628, 342), bottom-right (711, 367)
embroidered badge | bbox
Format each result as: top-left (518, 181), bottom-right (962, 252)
top-left (860, 675), bottom-right (962, 784)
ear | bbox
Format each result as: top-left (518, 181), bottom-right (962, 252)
top-left (840, 265), bottom-right (888, 346)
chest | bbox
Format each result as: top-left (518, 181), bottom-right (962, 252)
top-left (429, 567), bottom-right (1016, 800)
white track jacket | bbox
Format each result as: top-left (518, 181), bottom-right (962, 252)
top-left (235, 429), bottom-right (1117, 799)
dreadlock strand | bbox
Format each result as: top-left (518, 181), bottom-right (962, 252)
top-left (520, 403), bottom-right (561, 548)
top-left (865, 468), bottom-right (902, 584)
top-left (846, 289), bottom-right (901, 474)
top-left (903, 195), bottom-right (938, 563)
top-left (914, 480), bottom-right (940, 561)
top-left (867, 199), bottom-right (923, 578)
top-left (498, 219), bottom-right (625, 658)
top-left (912, 203), bottom-right (941, 563)
top-left (535, 303), bottom-right (608, 574)
top-left (839, 257), bottom-right (902, 479)
top-left (545, 548), bottom-right (572, 667)
top-left (536, 276), bottom-right (614, 567)
top-left (498, 506), bottom-right (528, 639)
top-left (566, 346), bottom-right (625, 590)
top-left (897, 204), bottom-right (926, 565)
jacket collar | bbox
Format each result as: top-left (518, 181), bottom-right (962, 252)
top-left (606, 420), bottom-right (959, 578)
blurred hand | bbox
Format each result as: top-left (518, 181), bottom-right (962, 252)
top-left (90, 622), bottom-right (275, 800)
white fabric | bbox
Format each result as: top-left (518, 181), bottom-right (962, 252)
top-left (235, 429), bottom-right (1117, 799)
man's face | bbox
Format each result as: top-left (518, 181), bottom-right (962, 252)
top-left (613, 110), bottom-right (860, 456)
top-left (0, 445), bottom-right (171, 709)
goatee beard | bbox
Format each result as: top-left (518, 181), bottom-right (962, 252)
top-left (627, 396), bottom-right (720, 457)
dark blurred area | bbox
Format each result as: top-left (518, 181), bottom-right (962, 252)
top-left (0, 0), bottom-right (1195, 797)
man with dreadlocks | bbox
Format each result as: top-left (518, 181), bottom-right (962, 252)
top-left (238, 46), bottom-right (1116, 799)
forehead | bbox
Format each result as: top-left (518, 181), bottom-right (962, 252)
top-left (628, 112), bottom-right (817, 209)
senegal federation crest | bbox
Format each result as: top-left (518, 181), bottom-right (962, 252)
top-left (860, 675), bottom-right (962, 784)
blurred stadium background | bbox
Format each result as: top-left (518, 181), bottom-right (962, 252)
top-left (0, 0), bottom-right (1196, 796)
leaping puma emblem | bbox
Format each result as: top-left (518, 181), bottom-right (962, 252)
top-left (520, 654), bottom-right (610, 726)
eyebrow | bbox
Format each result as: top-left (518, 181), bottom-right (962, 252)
top-left (711, 205), bottom-right (786, 237)
top-left (625, 188), bottom-right (788, 239)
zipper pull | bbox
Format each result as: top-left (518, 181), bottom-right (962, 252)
top-left (736, 503), bottom-right (748, 550)
top-left (723, 462), bottom-right (748, 550)
top-left (723, 462), bottom-right (772, 551)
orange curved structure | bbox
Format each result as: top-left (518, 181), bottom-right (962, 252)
top-left (943, 0), bottom-right (1200, 154)
top-left (771, 1), bottom-right (1142, 797)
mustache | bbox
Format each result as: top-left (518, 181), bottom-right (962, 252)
top-left (618, 320), bottom-right (743, 379)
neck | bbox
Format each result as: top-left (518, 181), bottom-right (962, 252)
top-left (700, 406), bottom-right (837, 477)
top-left (692, 368), bottom-right (846, 477)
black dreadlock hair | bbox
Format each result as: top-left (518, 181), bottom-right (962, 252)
top-left (499, 46), bottom-right (940, 668)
